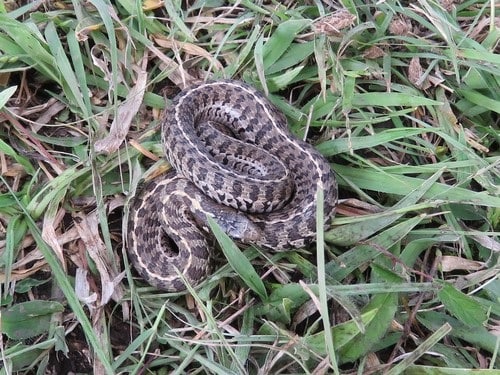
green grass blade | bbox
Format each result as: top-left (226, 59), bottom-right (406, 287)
top-left (262, 19), bottom-right (310, 69)
top-left (328, 168), bottom-right (445, 246)
top-left (385, 323), bottom-right (453, 375)
top-left (44, 22), bottom-right (87, 113)
top-left (335, 164), bottom-right (500, 207)
top-left (316, 188), bottom-right (339, 374)
top-left (0, 14), bottom-right (60, 83)
top-left (0, 86), bottom-right (16, 109)
top-left (207, 216), bottom-right (268, 300)
top-left (327, 215), bottom-right (424, 281)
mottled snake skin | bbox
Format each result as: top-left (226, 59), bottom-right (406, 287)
top-left (127, 80), bottom-right (337, 291)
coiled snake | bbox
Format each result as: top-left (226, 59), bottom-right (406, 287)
top-left (127, 80), bottom-right (337, 291)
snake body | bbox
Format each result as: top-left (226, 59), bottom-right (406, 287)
top-left (128, 80), bottom-right (337, 291)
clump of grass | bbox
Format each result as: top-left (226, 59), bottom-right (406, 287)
top-left (0, 1), bottom-right (499, 374)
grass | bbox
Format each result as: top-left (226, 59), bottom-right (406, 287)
top-left (0, 0), bottom-right (499, 374)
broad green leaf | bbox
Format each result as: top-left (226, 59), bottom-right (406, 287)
top-left (457, 48), bottom-right (500, 66)
top-left (342, 75), bottom-right (356, 114)
top-left (326, 215), bottom-right (424, 281)
top-left (1, 300), bottom-right (64, 339)
top-left (1, 343), bottom-right (47, 372)
top-left (2, 215), bottom-right (28, 285)
top-left (163, 0), bottom-right (194, 40)
top-left (27, 166), bottom-right (88, 219)
top-left (268, 283), bottom-right (310, 307)
top-left (267, 65), bottom-right (304, 91)
top-left (14, 278), bottom-right (50, 294)
top-left (400, 235), bottom-right (459, 268)
top-left (45, 22), bottom-right (86, 113)
top-left (262, 19), bottom-right (311, 69)
top-left (266, 41), bottom-right (315, 75)
top-left (256, 298), bottom-right (294, 324)
top-left (232, 306), bottom-right (254, 372)
top-left (315, 188), bottom-right (339, 372)
top-left (221, 17), bottom-right (260, 78)
top-left (67, 26), bottom-right (94, 117)
top-left (89, 0), bottom-right (119, 106)
top-left (418, 311), bottom-right (498, 354)
top-left (304, 308), bottom-right (378, 354)
top-left (326, 282), bottom-right (435, 296)
top-left (339, 292), bottom-right (398, 363)
top-left (437, 281), bottom-right (488, 327)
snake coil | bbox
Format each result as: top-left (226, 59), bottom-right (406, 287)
top-left (127, 80), bottom-right (337, 291)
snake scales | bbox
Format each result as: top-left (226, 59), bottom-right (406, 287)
top-left (127, 80), bottom-right (337, 291)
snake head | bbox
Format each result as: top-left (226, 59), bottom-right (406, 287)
top-left (192, 208), bottom-right (263, 243)
top-left (214, 212), bottom-right (262, 243)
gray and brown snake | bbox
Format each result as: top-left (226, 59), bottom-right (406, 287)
top-left (127, 80), bottom-right (337, 291)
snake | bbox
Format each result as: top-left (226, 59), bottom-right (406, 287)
top-left (127, 80), bottom-right (337, 291)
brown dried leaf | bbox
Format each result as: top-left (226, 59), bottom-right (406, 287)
top-left (427, 73), bottom-right (446, 88)
top-left (389, 16), bottom-right (412, 36)
top-left (451, 119), bottom-right (490, 153)
top-left (292, 298), bottom-right (319, 329)
top-left (143, 0), bottom-right (163, 11)
top-left (129, 139), bottom-right (160, 162)
top-left (488, 319), bottom-right (500, 337)
top-left (1, 162), bottom-right (27, 178)
top-left (75, 20), bottom-right (102, 43)
top-left (42, 207), bottom-right (67, 272)
top-left (363, 46), bottom-right (385, 59)
top-left (365, 352), bottom-right (382, 369)
top-left (10, 246), bottom-right (42, 270)
top-left (34, 100), bottom-right (66, 130)
top-left (313, 10), bottom-right (356, 37)
top-left (75, 268), bottom-right (98, 308)
top-left (472, 234), bottom-right (500, 252)
top-left (94, 58), bottom-right (148, 154)
top-left (468, 17), bottom-right (500, 42)
top-left (462, 127), bottom-right (490, 153)
top-left (147, 42), bottom-right (193, 88)
top-left (299, 280), bottom-right (321, 312)
top-left (0, 260), bottom-right (47, 283)
top-left (153, 35), bottom-right (223, 71)
top-left (440, 255), bottom-right (484, 272)
top-left (90, 45), bottom-right (116, 91)
top-left (336, 198), bottom-right (383, 217)
top-left (4, 112), bottom-right (65, 174)
top-left (73, 212), bottom-right (124, 305)
top-left (440, 0), bottom-right (460, 12)
top-left (312, 357), bottom-right (333, 375)
top-left (408, 56), bottom-right (429, 89)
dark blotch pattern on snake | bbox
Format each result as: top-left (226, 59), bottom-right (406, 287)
top-left (127, 80), bottom-right (337, 291)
